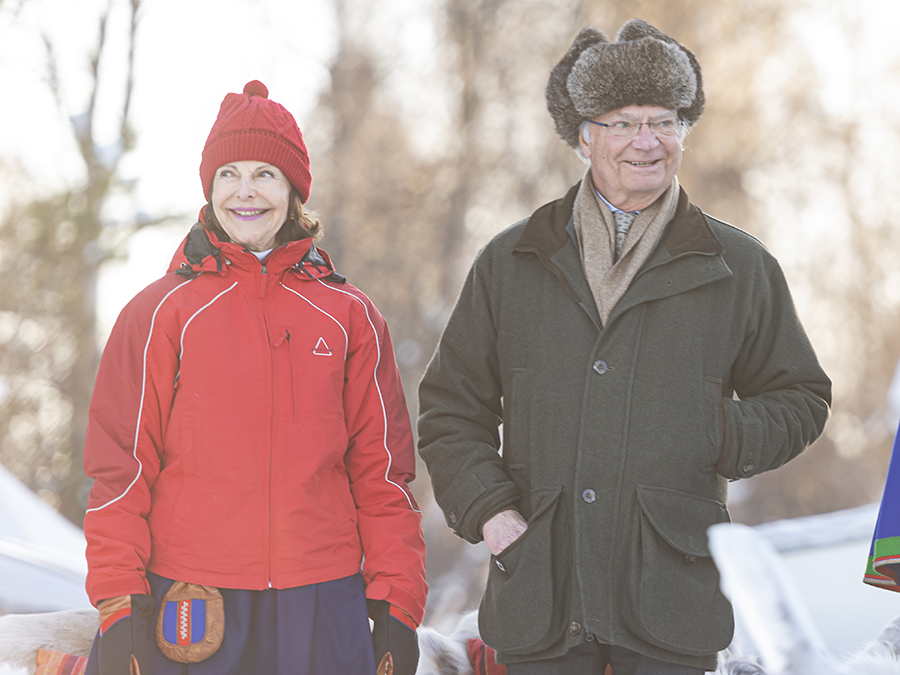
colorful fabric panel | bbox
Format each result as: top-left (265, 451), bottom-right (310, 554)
top-left (35, 649), bottom-right (88, 675)
top-left (865, 420), bottom-right (900, 591)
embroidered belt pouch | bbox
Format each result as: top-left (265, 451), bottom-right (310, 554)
top-left (155, 582), bottom-right (225, 663)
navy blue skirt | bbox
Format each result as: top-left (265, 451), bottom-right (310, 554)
top-left (85, 573), bottom-right (376, 675)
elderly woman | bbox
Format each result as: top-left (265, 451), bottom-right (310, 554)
top-left (82, 81), bottom-right (427, 675)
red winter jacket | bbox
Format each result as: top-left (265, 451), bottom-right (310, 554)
top-left (83, 227), bottom-right (427, 624)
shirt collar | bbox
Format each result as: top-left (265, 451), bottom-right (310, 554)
top-left (594, 186), bottom-right (640, 215)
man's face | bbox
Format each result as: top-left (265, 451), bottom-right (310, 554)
top-left (579, 105), bottom-right (683, 212)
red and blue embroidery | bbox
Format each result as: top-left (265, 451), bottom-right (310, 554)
top-left (162, 599), bottom-right (208, 646)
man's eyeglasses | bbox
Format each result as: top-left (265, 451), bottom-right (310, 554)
top-left (588, 118), bottom-right (682, 139)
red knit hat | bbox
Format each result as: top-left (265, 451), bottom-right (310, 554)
top-left (200, 80), bottom-right (312, 203)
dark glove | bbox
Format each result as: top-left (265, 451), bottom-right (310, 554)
top-left (368, 599), bottom-right (419, 675)
top-left (97, 594), bottom-right (157, 675)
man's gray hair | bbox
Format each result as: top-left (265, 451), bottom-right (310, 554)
top-left (547, 20), bottom-right (705, 149)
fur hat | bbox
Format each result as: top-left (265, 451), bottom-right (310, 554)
top-left (546, 19), bottom-right (705, 148)
top-left (200, 80), bottom-right (312, 203)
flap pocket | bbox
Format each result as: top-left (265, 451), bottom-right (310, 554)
top-left (478, 487), bottom-right (569, 655)
top-left (626, 486), bottom-right (733, 655)
top-left (636, 485), bottom-right (727, 557)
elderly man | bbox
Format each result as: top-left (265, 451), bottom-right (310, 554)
top-left (417, 19), bottom-right (832, 675)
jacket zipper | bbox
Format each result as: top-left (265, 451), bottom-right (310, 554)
top-left (259, 260), bottom-right (274, 589)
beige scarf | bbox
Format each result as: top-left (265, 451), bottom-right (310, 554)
top-left (573, 169), bottom-right (680, 325)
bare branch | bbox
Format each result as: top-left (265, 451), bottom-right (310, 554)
top-left (79, 0), bottom-right (113, 157)
top-left (40, 32), bottom-right (64, 114)
top-left (120, 0), bottom-right (141, 151)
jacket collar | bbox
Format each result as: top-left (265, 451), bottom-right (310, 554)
top-left (168, 224), bottom-right (340, 281)
top-left (513, 181), bottom-right (724, 260)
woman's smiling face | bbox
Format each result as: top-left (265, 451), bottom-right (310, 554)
top-left (211, 160), bottom-right (292, 252)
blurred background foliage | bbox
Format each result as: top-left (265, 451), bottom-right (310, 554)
top-left (1, 0), bottom-right (899, 627)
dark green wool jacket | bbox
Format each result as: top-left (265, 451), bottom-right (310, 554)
top-left (417, 184), bottom-right (831, 670)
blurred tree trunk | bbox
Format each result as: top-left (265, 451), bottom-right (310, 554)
top-left (719, 3), bottom-right (900, 524)
top-left (0, 0), bottom-right (146, 525)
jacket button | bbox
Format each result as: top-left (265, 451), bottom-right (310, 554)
top-left (569, 621), bottom-right (582, 635)
top-left (685, 555), bottom-right (697, 566)
top-left (741, 461), bottom-right (755, 474)
top-left (449, 510), bottom-right (459, 524)
top-left (582, 488), bottom-right (596, 503)
top-left (592, 360), bottom-right (609, 375)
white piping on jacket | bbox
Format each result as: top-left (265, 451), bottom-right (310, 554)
top-left (178, 282), bottom-right (239, 363)
top-left (86, 278), bottom-right (196, 513)
top-left (314, 279), bottom-right (421, 514)
top-left (279, 283), bottom-right (349, 360)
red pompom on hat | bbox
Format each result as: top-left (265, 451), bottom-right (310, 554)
top-left (199, 80), bottom-right (312, 203)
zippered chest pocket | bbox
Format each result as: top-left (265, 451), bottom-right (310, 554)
top-left (283, 324), bottom-right (347, 426)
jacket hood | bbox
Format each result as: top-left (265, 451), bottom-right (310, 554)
top-left (167, 224), bottom-right (343, 282)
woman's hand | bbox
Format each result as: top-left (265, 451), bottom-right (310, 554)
top-left (482, 509), bottom-right (528, 556)
top-left (369, 600), bottom-right (419, 675)
top-left (95, 594), bottom-right (157, 675)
